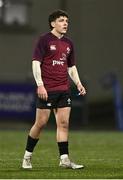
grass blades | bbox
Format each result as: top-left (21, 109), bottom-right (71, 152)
top-left (0, 130), bottom-right (123, 179)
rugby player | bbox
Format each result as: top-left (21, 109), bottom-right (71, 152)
top-left (22, 9), bottom-right (86, 169)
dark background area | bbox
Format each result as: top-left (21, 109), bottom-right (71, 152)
top-left (0, 0), bottom-right (123, 130)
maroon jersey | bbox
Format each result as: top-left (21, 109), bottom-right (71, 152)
top-left (32, 32), bottom-right (75, 92)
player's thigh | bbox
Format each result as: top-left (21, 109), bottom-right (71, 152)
top-left (35, 108), bottom-right (51, 125)
top-left (54, 107), bottom-right (71, 125)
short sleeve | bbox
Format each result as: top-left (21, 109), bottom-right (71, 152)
top-left (32, 36), bottom-right (46, 62)
top-left (67, 42), bottom-right (76, 67)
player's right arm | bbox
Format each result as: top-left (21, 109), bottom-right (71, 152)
top-left (32, 60), bottom-right (48, 101)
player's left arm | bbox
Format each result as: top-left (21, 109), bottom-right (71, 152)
top-left (68, 65), bottom-right (86, 95)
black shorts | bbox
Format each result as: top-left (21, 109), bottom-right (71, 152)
top-left (36, 91), bottom-right (72, 109)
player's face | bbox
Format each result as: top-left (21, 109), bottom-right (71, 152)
top-left (52, 16), bottom-right (68, 34)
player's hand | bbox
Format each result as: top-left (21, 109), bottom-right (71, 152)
top-left (77, 82), bottom-right (86, 96)
top-left (37, 85), bottom-right (48, 101)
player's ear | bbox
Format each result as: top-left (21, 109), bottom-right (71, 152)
top-left (51, 21), bottom-right (55, 28)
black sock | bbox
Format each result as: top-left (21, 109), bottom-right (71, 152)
top-left (26, 135), bottom-right (39, 152)
top-left (58, 141), bottom-right (69, 156)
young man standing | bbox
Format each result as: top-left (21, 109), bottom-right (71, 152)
top-left (22, 9), bottom-right (86, 169)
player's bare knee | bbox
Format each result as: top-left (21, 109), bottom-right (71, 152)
top-left (59, 120), bottom-right (69, 129)
top-left (35, 119), bottom-right (47, 129)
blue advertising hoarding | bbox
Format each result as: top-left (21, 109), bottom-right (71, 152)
top-left (0, 82), bottom-right (36, 119)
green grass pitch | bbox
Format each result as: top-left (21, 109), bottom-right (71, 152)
top-left (0, 130), bottom-right (123, 179)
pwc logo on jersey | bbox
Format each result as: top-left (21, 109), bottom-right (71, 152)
top-left (52, 53), bottom-right (67, 66)
top-left (52, 60), bottom-right (64, 66)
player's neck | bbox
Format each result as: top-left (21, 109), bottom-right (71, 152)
top-left (51, 29), bottom-right (64, 39)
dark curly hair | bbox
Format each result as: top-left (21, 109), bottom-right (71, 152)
top-left (48, 9), bottom-right (69, 30)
